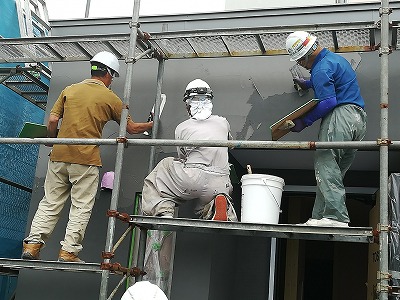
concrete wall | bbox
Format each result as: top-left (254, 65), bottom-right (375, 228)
top-left (15, 2), bottom-right (400, 299)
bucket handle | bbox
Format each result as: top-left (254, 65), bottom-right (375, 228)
top-left (262, 179), bottom-right (282, 211)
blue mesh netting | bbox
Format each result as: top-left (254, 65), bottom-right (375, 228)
top-left (0, 182), bottom-right (31, 247)
top-left (0, 1), bottom-right (46, 298)
top-left (0, 84), bottom-right (45, 256)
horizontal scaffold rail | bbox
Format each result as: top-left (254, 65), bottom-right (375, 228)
top-left (1, 21), bottom-right (398, 63)
top-left (0, 137), bottom-right (388, 149)
top-left (129, 216), bottom-right (374, 243)
top-left (0, 258), bottom-right (101, 274)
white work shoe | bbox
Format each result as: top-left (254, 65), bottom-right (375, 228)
top-left (302, 218), bottom-right (321, 226)
top-left (160, 215), bottom-right (173, 218)
top-left (301, 217), bottom-right (349, 227)
top-left (316, 218), bottom-right (349, 227)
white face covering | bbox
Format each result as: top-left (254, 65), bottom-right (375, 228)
top-left (187, 97), bottom-right (213, 120)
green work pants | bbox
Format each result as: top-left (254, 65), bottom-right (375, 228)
top-left (312, 104), bottom-right (367, 223)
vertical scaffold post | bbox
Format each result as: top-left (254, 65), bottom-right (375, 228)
top-left (136, 227), bottom-right (148, 282)
top-left (99, 0), bottom-right (142, 299)
top-left (378, 1), bottom-right (390, 300)
top-left (131, 58), bottom-right (166, 278)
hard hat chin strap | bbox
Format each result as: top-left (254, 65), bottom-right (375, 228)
top-left (298, 41), bottom-right (318, 66)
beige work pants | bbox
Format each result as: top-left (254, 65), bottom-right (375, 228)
top-left (24, 161), bottom-right (99, 254)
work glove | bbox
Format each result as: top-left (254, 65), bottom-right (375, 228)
top-left (293, 78), bottom-right (311, 91)
top-left (290, 118), bottom-right (306, 132)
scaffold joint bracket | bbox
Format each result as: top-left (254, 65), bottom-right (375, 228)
top-left (107, 210), bottom-right (130, 223)
top-left (142, 31), bottom-right (151, 40)
top-left (379, 7), bottom-right (393, 16)
top-left (125, 57), bottom-right (137, 64)
top-left (101, 251), bottom-right (115, 259)
top-left (376, 283), bottom-right (391, 294)
top-left (377, 223), bottom-right (392, 232)
top-left (100, 262), bottom-right (146, 277)
top-left (377, 271), bottom-right (392, 280)
top-left (377, 138), bottom-right (392, 146)
top-left (372, 228), bottom-right (380, 243)
top-left (129, 21), bottom-right (140, 29)
top-left (378, 45), bottom-right (392, 56)
top-left (116, 136), bottom-right (128, 147)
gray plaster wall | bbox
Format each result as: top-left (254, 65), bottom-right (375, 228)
top-left (15, 3), bottom-right (400, 300)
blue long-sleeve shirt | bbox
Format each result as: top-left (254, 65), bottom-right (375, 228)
top-left (302, 48), bottom-right (365, 126)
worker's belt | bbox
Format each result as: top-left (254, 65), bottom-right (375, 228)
top-left (336, 103), bottom-right (364, 111)
top-left (183, 163), bottom-right (229, 175)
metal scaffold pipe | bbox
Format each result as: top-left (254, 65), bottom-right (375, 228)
top-left (379, 0), bottom-right (390, 300)
top-left (99, 0), bottom-right (142, 299)
top-left (0, 137), bottom-right (384, 150)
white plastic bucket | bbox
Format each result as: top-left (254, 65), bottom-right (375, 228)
top-left (240, 174), bottom-right (285, 224)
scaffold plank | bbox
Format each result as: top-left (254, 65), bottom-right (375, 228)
top-left (129, 215), bottom-right (374, 243)
top-left (0, 21), bottom-right (396, 63)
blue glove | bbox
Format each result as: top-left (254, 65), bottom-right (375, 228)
top-left (293, 78), bottom-right (311, 91)
top-left (290, 118), bottom-right (306, 132)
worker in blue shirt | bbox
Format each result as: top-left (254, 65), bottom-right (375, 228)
top-left (285, 31), bottom-right (367, 227)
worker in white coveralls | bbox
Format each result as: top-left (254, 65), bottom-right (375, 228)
top-left (121, 281), bottom-right (168, 300)
top-left (141, 79), bottom-right (237, 221)
top-left (285, 31), bottom-right (367, 227)
top-left (21, 51), bottom-right (153, 262)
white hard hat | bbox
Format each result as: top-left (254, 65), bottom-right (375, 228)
top-left (285, 31), bottom-right (317, 61)
top-left (90, 51), bottom-right (120, 77)
top-left (183, 79), bottom-right (213, 102)
top-left (121, 281), bottom-right (168, 300)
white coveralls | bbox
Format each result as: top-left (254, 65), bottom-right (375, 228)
top-left (141, 115), bottom-right (234, 219)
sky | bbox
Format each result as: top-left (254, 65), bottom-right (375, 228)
top-left (45, 0), bottom-right (226, 20)
top-left (44, 0), bottom-right (378, 20)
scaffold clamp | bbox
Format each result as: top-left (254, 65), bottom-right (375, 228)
top-left (101, 262), bottom-right (146, 277)
top-left (373, 224), bottom-right (392, 243)
top-left (372, 228), bottom-right (380, 244)
top-left (129, 21), bottom-right (140, 29)
top-left (377, 271), bottom-right (392, 280)
top-left (102, 251), bottom-right (115, 259)
top-left (116, 136), bottom-right (128, 148)
top-left (377, 138), bottom-right (392, 146)
top-left (376, 283), bottom-right (391, 294)
top-left (379, 7), bottom-right (393, 16)
top-left (377, 223), bottom-right (392, 232)
top-left (107, 210), bottom-right (130, 223)
top-left (378, 45), bottom-right (392, 56)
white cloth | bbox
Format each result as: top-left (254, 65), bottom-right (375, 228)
top-left (187, 98), bottom-right (213, 120)
top-left (121, 281), bottom-right (168, 300)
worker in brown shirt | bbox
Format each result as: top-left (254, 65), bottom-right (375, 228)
top-left (21, 51), bottom-right (152, 262)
